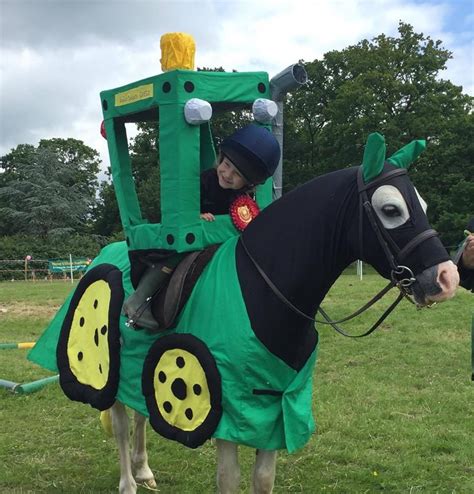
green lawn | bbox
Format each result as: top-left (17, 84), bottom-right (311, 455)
top-left (0, 277), bottom-right (473, 493)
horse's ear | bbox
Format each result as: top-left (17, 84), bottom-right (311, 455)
top-left (387, 140), bottom-right (426, 169)
top-left (362, 132), bottom-right (386, 183)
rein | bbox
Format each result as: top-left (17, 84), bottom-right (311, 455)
top-left (240, 166), bottom-right (439, 338)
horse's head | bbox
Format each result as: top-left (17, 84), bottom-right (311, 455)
top-left (353, 133), bottom-right (459, 306)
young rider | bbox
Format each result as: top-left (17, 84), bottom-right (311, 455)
top-left (200, 123), bottom-right (280, 220)
top-left (124, 123), bottom-right (280, 330)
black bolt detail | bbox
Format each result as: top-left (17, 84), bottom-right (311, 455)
top-left (184, 81), bottom-right (194, 93)
top-left (258, 82), bottom-right (266, 93)
top-left (102, 99), bottom-right (108, 111)
top-left (166, 234), bottom-right (174, 245)
top-left (186, 233), bottom-right (195, 244)
top-left (171, 378), bottom-right (187, 400)
top-left (162, 82), bottom-right (171, 93)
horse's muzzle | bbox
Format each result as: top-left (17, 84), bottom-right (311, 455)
top-left (411, 260), bottom-right (459, 306)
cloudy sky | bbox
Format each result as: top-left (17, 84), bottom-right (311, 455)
top-left (1, 0), bottom-right (472, 177)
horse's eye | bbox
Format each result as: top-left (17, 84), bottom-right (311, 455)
top-left (382, 205), bottom-right (401, 217)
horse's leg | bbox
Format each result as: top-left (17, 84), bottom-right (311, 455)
top-left (110, 401), bottom-right (136, 494)
top-left (131, 411), bottom-right (156, 489)
top-left (216, 439), bottom-right (240, 493)
top-left (250, 449), bottom-right (277, 494)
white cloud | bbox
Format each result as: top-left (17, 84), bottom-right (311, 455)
top-left (1, 0), bottom-right (472, 171)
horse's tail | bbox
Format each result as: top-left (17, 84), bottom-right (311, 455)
top-left (100, 408), bottom-right (114, 437)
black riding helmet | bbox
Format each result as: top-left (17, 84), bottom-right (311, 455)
top-left (220, 124), bottom-right (281, 185)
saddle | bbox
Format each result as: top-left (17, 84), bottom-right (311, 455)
top-left (123, 245), bottom-right (219, 332)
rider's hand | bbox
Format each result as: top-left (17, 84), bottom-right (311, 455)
top-left (200, 212), bottom-right (215, 222)
top-left (462, 234), bottom-right (474, 269)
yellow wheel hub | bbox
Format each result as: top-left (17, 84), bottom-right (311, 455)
top-left (152, 348), bottom-right (211, 431)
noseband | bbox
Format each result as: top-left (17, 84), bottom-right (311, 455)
top-left (240, 166), bottom-right (440, 338)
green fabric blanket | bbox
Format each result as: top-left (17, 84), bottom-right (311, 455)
top-left (29, 237), bottom-right (318, 452)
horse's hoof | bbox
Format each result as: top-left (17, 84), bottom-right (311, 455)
top-left (137, 477), bottom-right (158, 491)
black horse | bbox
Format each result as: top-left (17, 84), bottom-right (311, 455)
top-left (30, 135), bottom-right (459, 494)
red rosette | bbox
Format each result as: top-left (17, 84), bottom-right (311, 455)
top-left (229, 195), bottom-right (260, 231)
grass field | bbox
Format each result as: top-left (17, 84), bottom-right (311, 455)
top-left (0, 276), bottom-right (473, 494)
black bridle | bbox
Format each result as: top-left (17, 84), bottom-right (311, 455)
top-left (240, 166), bottom-right (439, 338)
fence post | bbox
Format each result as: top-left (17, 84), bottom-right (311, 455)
top-left (69, 254), bottom-right (74, 284)
top-left (24, 255), bottom-right (31, 281)
top-left (357, 260), bottom-right (363, 281)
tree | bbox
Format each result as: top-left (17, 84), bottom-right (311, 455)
top-left (286, 22), bottom-right (471, 169)
top-left (284, 22), bottom-right (473, 242)
top-left (93, 120), bottom-right (161, 235)
top-left (411, 111), bottom-right (474, 246)
top-left (93, 177), bottom-right (122, 237)
top-left (0, 140), bottom-right (100, 236)
top-left (37, 138), bottom-right (100, 197)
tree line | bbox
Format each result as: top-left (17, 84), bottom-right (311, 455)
top-left (1, 23), bottom-right (472, 261)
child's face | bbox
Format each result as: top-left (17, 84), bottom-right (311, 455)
top-left (216, 157), bottom-right (248, 190)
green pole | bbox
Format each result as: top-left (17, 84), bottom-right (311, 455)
top-left (14, 375), bottom-right (59, 394)
top-left (0, 342), bottom-right (36, 350)
top-left (0, 343), bottom-right (18, 349)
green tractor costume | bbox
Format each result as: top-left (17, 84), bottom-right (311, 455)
top-left (29, 34), bottom-right (314, 451)
top-left (29, 35), bottom-right (443, 455)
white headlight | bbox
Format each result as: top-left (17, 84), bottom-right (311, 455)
top-left (252, 98), bottom-right (278, 124)
top-left (184, 98), bottom-right (213, 125)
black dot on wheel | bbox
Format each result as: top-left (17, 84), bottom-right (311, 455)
top-left (99, 363), bottom-right (103, 374)
top-left (176, 356), bottom-right (185, 368)
top-left (93, 299), bottom-right (98, 309)
top-left (258, 82), bottom-right (266, 93)
top-left (94, 328), bottom-right (99, 346)
top-left (193, 384), bottom-right (202, 395)
top-left (158, 371), bottom-right (167, 383)
top-left (185, 408), bottom-right (193, 420)
top-left (162, 81), bottom-right (171, 93)
top-left (79, 317), bottom-right (85, 327)
top-left (78, 352), bottom-right (83, 361)
top-left (171, 378), bottom-right (187, 400)
top-left (100, 325), bottom-right (107, 335)
top-left (163, 401), bottom-right (172, 413)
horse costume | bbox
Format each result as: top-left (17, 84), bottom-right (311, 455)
top-left (28, 133), bottom-right (459, 493)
